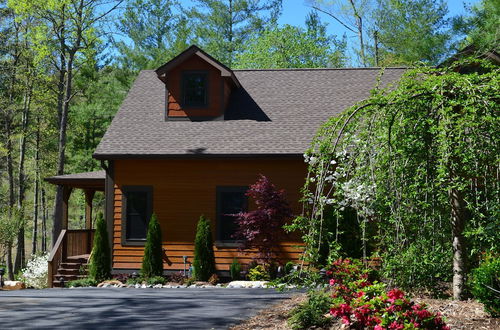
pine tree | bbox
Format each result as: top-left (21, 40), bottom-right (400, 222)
top-left (89, 212), bottom-right (111, 282)
top-left (141, 214), bottom-right (164, 278)
top-left (192, 215), bottom-right (216, 281)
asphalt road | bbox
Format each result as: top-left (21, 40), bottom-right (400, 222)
top-left (0, 287), bottom-right (294, 329)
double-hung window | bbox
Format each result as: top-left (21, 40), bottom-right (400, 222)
top-left (182, 72), bottom-right (208, 107)
top-left (121, 186), bottom-right (153, 245)
top-left (216, 186), bottom-right (248, 242)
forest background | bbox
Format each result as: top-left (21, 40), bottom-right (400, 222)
top-left (0, 0), bottom-right (497, 280)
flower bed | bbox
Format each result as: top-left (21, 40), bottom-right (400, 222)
top-left (327, 258), bottom-right (450, 329)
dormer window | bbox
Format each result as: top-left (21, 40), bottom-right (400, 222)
top-left (182, 71), bottom-right (208, 107)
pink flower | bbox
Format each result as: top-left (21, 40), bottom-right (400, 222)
top-left (330, 279), bottom-right (337, 286)
top-left (356, 290), bottom-right (365, 297)
top-left (415, 309), bottom-right (432, 319)
top-left (342, 316), bottom-right (351, 325)
top-left (374, 325), bottom-right (385, 330)
top-left (387, 288), bottom-right (405, 302)
top-left (388, 321), bottom-right (404, 329)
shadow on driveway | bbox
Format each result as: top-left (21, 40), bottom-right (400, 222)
top-left (0, 287), bottom-right (294, 329)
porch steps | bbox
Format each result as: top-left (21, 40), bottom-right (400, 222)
top-left (52, 255), bottom-right (89, 288)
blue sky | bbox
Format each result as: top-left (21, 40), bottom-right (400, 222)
top-left (277, 0), bottom-right (479, 39)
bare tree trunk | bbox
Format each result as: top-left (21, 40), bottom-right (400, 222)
top-left (32, 119), bottom-right (41, 255)
top-left (450, 187), bottom-right (467, 300)
top-left (52, 54), bottom-right (72, 245)
top-left (14, 75), bottom-right (32, 273)
top-left (6, 243), bottom-right (14, 280)
top-left (348, 0), bottom-right (366, 66)
top-left (5, 120), bottom-right (15, 281)
top-left (41, 187), bottom-right (47, 252)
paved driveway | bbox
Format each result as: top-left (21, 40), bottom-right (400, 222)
top-left (0, 287), bottom-right (293, 329)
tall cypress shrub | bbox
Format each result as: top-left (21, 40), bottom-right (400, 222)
top-left (141, 213), bottom-right (163, 278)
top-left (89, 212), bottom-right (111, 282)
top-left (193, 215), bottom-right (216, 281)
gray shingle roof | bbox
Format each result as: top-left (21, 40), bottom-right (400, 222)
top-left (45, 170), bottom-right (105, 181)
top-left (93, 67), bottom-right (406, 159)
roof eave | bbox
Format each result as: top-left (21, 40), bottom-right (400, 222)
top-left (92, 153), bottom-right (304, 160)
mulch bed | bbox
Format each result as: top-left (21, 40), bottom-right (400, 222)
top-left (231, 292), bottom-right (499, 329)
top-left (231, 293), bottom-right (307, 330)
top-left (414, 298), bottom-right (500, 329)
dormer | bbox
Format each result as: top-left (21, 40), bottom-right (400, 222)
top-left (155, 45), bottom-right (240, 121)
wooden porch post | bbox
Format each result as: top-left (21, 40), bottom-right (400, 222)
top-left (84, 189), bottom-right (95, 230)
top-left (62, 186), bottom-right (72, 230)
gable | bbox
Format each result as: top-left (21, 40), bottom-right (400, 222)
top-left (155, 45), bottom-right (240, 121)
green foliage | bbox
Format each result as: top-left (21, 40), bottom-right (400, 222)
top-left (0, 208), bottom-right (22, 250)
top-left (235, 12), bottom-right (346, 69)
top-left (291, 59), bottom-right (499, 294)
top-left (248, 264), bottom-right (270, 281)
top-left (470, 255), bottom-right (500, 317)
top-left (67, 278), bottom-right (98, 288)
top-left (141, 214), bottom-right (164, 278)
top-left (125, 275), bottom-right (165, 286)
top-left (230, 258), bottom-right (241, 280)
top-left (452, 0), bottom-right (500, 52)
top-left (88, 212), bottom-right (111, 282)
top-left (288, 289), bottom-right (332, 329)
top-left (67, 65), bottom-right (126, 173)
top-left (189, 0), bottom-right (282, 66)
top-left (146, 275), bottom-right (166, 285)
top-left (115, 0), bottom-right (191, 81)
top-left (192, 215), bottom-right (216, 281)
top-left (373, 0), bottom-right (451, 65)
top-left (381, 241), bottom-right (451, 292)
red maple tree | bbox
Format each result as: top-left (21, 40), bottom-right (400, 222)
top-left (233, 175), bottom-right (293, 263)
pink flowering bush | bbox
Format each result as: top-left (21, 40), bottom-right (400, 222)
top-left (327, 258), bottom-right (450, 329)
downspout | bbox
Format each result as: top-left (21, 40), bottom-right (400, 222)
top-left (100, 159), bottom-right (114, 272)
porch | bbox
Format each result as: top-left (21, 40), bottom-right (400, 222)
top-left (45, 170), bottom-right (105, 287)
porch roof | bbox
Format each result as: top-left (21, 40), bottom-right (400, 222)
top-left (45, 170), bottom-right (105, 191)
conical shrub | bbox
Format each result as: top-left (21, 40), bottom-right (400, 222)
top-left (193, 215), bottom-right (216, 281)
top-left (89, 212), bottom-right (111, 282)
top-left (141, 213), bottom-right (163, 278)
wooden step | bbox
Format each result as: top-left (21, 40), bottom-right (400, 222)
top-left (56, 268), bottom-right (82, 275)
top-left (52, 255), bottom-right (90, 287)
top-left (59, 262), bottom-right (83, 269)
top-left (52, 274), bottom-right (87, 287)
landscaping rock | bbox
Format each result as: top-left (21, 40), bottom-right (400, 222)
top-left (134, 284), bottom-right (141, 288)
top-left (153, 284), bottom-right (162, 288)
top-left (226, 280), bottom-right (268, 289)
top-left (3, 281), bottom-right (25, 290)
top-left (97, 280), bottom-right (124, 288)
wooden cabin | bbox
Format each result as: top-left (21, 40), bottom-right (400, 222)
top-left (46, 45), bottom-right (405, 286)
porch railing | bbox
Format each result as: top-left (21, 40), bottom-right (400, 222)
top-left (47, 229), bottom-right (95, 288)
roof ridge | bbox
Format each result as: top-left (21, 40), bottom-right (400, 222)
top-left (233, 67), bottom-right (409, 72)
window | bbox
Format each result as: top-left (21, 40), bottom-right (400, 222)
top-left (182, 72), bottom-right (208, 107)
top-left (216, 186), bottom-right (248, 242)
top-left (121, 186), bottom-right (153, 245)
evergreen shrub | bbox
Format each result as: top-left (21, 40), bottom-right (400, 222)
top-left (192, 215), bottom-right (216, 281)
top-left (230, 258), bottom-right (241, 280)
top-left (470, 255), bottom-right (500, 317)
top-left (141, 214), bottom-right (164, 278)
top-left (89, 212), bottom-right (111, 282)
